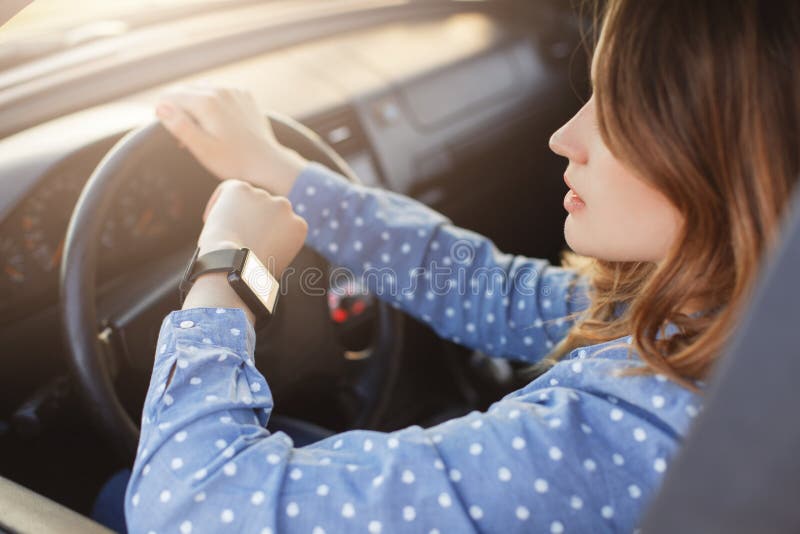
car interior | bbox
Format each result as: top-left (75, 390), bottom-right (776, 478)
top-left (0, 1), bottom-right (797, 532)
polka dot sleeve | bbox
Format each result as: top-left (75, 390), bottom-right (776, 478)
top-left (286, 162), bottom-right (591, 363)
top-left (125, 306), bottom-right (698, 533)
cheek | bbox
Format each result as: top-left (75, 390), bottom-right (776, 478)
top-left (564, 164), bottom-right (682, 262)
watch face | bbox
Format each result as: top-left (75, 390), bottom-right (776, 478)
top-left (241, 251), bottom-right (279, 313)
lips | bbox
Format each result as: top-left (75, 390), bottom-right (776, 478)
top-left (564, 175), bottom-right (584, 201)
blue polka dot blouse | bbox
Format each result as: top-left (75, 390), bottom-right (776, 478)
top-left (125, 162), bottom-right (705, 533)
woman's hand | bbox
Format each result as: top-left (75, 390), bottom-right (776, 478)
top-left (155, 83), bottom-right (308, 196)
top-left (182, 179), bottom-right (308, 324)
top-left (197, 178), bottom-right (308, 276)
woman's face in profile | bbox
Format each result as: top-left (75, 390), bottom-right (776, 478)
top-left (548, 57), bottom-right (684, 264)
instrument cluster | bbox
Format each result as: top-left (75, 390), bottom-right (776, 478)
top-left (0, 154), bottom-right (206, 322)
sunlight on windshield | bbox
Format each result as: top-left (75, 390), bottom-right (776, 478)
top-left (1, 0), bottom-right (241, 42)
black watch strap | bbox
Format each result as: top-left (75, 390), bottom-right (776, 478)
top-left (179, 247), bottom-right (242, 305)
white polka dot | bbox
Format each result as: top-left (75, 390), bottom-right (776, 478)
top-left (549, 446), bottom-right (563, 460)
top-left (223, 462), bottom-right (237, 476)
top-left (534, 478), bottom-right (549, 493)
top-left (330, 220), bottom-right (339, 229)
top-left (628, 484), bottom-right (642, 498)
top-left (610, 408), bottom-right (623, 421)
top-left (381, 231), bottom-right (390, 240)
top-left (216, 308), bottom-right (226, 314)
top-left (131, 493), bottom-right (140, 506)
top-left (289, 468), bottom-right (302, 480)
top-left (341, 502), bottom-right (355, 518)
top-left (251, 491), bottom-right (265, 505)
top-left (174, 431), bottom-right (187, 442)
top-left (353, 240), bottom-right (363, 251)
top-left (159, 490), bottom-right (171, 503)
top-left (328, 243), bottom-right (338, 253)
top-left (403, 506), bottom-right (416, 521)
top-left (469, 443), bottom-right (483, 455)
top-left (571, 361), bottom-right (583, 373)
top-left (470, 419), bottom-right (483, 429)
top-left (401, 243), bottom-right (411, 254)
top-left (449, 469), bottom-right (462, 482)
top-left (194, 492), bottom-right (206, 503)
top-left (267, 453), bottom-right (280, 464)
top-left (402, 470), bottom-right (415, 484)
top-left (160, 344), bottom-right (167, 354)
top-left (163, 394), bottom-right (174, 406)
top-left (170, 458), bottom-right (184, 470)
top-left (368, 521), bottom-right (382, 533)
top-left (190, 376), bottom-right (202, 385)
top-left (438, 492), bottom-right (452, 507)
top-left (334, 439), bottom-right (343, 449)
top-left (180, 520), bottom-right (192, 533)
top-left (363, 439), bottom-right (373, 452)
top-left (320, 457), bottom-right (331, 465)
top-left (286, 502), bottom-right (299, 517)
top-left (549, 417), bottom-right (562, 429)
top-left (512, 436), bottom-right (526, 450)
top-left (355, 217), bottom-right (364, 226)
top-left (142, 464), bottom-right (150, 476)
top-left (498, 467), bottom-right (512, 481)
top-left (193, 468), bottom-right (207, 480)
top-left (469, 505), bottom-right (483, 520)
top-left (613, 453), bottom-right (625, 466)
top-left (250, 382), bottom-right (261, 392)
top-left (584, 459), bottom-right (597, 472)
top-left (312, 527), bottom-right (325, 534)
top-left (509, 409), bottom-right (520, 419)
top-left (387, 437), bottom-right (399, 449)
top-left (177, 358), bottom-right (188, 369)
top-left (260, 529), bottom-right (273, 534)
top-left (686, 404), bottom-right (699, 418)
top-left (581, 423), bottom-right (592, 434)
top-left (516, 505), bottom-right (530, 520)
top-left (179, 320), bottom-right (194, 328)
top-left (652, 395), bottom-right (665, 408)
top-left (549, 378), bottom-right (559, 386)
top-left (633, 427), bottom-right (647, 442)
top-left (381, 253), bottom-right (390, 263)
top-left (230, 328), bottom-right (240, 336)
top-left (523, 336), bottom-right (533, 346)
top-left (305, 186), bottom-right (316, 196)
top-left (654, 457), bottom-right (667, 472)
top-left (317, 484), bottom-right (330, 496)
top-left (434, 459), bottom-right (444, 470)
top-left (551, 521), bottom-right (564, 533)
top-left (222, 446), bottom-right (235, 458)
top-left (602, 505), bottom-right (614, 519)
top-left (346, 464), bottom-right (358, 472)
top-left (570, 495), bottom-right (583, 509)
top-left (372, 475), bottom-right (384, 487)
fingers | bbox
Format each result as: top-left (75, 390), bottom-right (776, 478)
top-left (156, 101), bottom-right (218, 157)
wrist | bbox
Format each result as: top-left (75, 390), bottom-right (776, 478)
top-left (250, 148), bottom-right (308, 197)
top-left (181, 271), bottom-right (256, 328)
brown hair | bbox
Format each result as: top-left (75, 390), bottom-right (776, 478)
top-left (529, 0), bottom-right (800, 393)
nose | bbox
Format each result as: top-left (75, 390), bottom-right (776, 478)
top-left (548, 99), bottom-right (591, 165)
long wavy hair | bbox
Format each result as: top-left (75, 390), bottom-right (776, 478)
top-left (526, 0), bottom-right (800, 394)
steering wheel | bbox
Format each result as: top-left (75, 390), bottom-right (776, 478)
top-left (59, 113), bottom-right (404, 462)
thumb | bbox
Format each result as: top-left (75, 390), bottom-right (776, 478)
top-left (202, 182), bottom-right (225, 223)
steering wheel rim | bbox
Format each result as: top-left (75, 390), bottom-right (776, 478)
top-left (60, 113), bottom-right (403, 461)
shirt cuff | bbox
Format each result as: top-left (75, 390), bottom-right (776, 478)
top-left (155, 307), bottom-right (257, 368)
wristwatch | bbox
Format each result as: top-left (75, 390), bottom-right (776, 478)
top-left (179, 246), bottom-right (279, 331)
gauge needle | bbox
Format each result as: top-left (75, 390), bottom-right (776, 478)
top-left (50, 237), bottom-right (65, 270)
top-left (5, 265), bottom-right (22, 280)
top-left (135, 208), bottom-right (155, 235)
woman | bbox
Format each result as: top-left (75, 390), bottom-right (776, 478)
top-left (124, 1), bottom-right (800, 532)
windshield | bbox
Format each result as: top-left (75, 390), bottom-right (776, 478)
top-left (2, 0), bottom-right (253, 41)
top-left (0, 0), bottom-right (279, 70)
